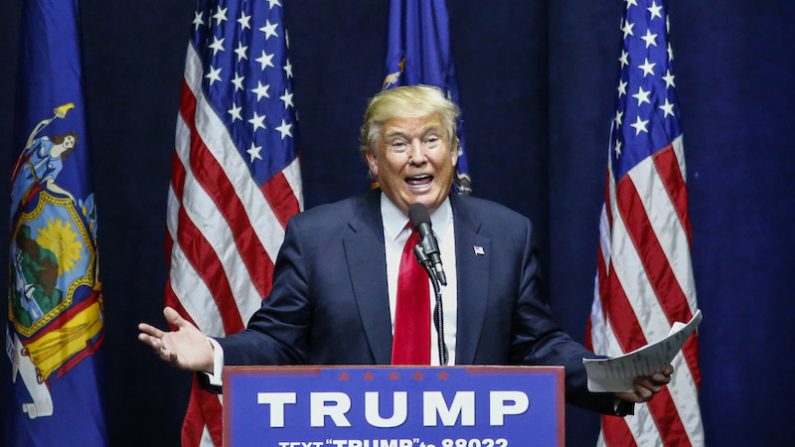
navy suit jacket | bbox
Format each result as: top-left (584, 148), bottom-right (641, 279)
top-left (216, 191), bottom-right (626, 414)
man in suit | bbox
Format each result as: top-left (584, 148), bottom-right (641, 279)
top-left (139, 85), bottom-right (672, 414)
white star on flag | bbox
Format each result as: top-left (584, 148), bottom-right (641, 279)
top-left (246, 142), bottom-right (263, 161)
top-left (622, 20), bottom-right (635, 38)
top-left (251, 82), bottom-right (270, 101)
top-left (231, 72), bottom-right (245, 91)
top-left (256, 51), bottom-right (275, 70)
top-left (632, 86), bottom-right (651, 106)
top-left (275, 119), bottom-right (293, 139)
top-left (228, 103), bottom-right (242, 122)
top-left (260, 20), bottom-right (279, 39)
top-left (663, 70), bottom-right (676, 88)
top-left (205, 66), bottom-right (222, 85)
top-left (248, 111), bottom-right (266, 131)
top-left (237, 11), bottom-right (251, 30)
top-left (209, 36), bottom-right (225, 55)
top-left (648, 1), bottom-right (663, 20)
top-left (234, 42), bottom-right (248, 61)
top-left (280, 89), bottom-right (294, 109)
top-left (618, 79), bottom-right (628, 97)
top-left (639, 57), bottom-right (656, 77)
top-left (660, 98), bottom-right (675, 117)
top-left (619, 50), bottom-right (630, 68)
top-left (212, 6), bottom-right (227, 25)
top-left (630, 115), bottom-right (649, 135)
top-left (193, 11), bottom-right (204, 30)
top-left (641, 29), bottom-right (658, 48)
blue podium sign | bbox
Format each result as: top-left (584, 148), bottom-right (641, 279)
top-left (223, 366), bottom-right (564, 447)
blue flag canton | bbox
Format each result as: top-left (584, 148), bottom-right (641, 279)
top-left (191, 0), bottom-right (297, 185)
top-left (611, 0), bottom-right (681, 180)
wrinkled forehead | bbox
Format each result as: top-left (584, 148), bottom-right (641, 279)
top-left (381, 115), bottom-right (446, 138)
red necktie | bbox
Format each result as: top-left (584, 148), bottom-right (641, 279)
top-left (391, 228), bottom-right (431, 365)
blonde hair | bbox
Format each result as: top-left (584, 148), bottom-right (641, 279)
top-left (359, 85), bottom-right (460, 155)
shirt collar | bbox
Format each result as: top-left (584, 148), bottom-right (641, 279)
top-left (380, 193), bottom-right (452, 242)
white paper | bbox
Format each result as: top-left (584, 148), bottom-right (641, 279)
top-left (584, 309), bottom-right (703, 392)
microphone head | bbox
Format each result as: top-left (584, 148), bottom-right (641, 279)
top-left (408, 203), bottom-right (431, 228)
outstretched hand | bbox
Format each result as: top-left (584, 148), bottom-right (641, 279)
top-left (615, 364), bottom-right (674, 403)
top-left (138, 307), bottom-right (214, 373)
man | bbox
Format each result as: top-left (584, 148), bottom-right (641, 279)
top-left (139, 85), bottom-right (671, 414)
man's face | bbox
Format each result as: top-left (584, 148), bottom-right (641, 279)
top-left (366, 114), bottom-right (458, 214)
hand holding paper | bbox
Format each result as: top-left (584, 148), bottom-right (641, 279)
top-left (584, 310), bottom-right (703, 393)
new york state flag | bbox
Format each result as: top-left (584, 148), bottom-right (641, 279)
top-left (6, 1), bottom-right (107, 445)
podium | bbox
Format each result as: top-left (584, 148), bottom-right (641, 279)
top-left (223, 366), bottom-right (564, 447)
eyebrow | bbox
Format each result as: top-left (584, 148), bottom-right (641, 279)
top-left (384, 124), bottom-right (443, 139)
top-left (383, 129), bottom-right (408, 140)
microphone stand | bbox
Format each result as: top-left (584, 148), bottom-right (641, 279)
top-left (414, 245), bottom-right (449, 366)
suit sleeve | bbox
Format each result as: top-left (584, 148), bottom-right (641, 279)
top-left (215, 215), bottom-right (312, 366)
top-left (511, 217), bottom-right (632, 416)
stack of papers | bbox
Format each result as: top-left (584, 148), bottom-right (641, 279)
top-left (584, 310), bottom-right (703, 392)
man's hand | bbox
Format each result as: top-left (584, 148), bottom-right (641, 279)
top-left (138, 307), bottom-right (214, 373)
top-left (615, 364), bottom-right (674, 403)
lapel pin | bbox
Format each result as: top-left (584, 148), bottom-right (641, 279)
top-left (473, 245), bottom-right (485, 256)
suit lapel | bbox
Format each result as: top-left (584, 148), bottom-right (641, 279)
top-left (452, 196), bottom-right (491, 364)
top-left (343, 193), bottom-right (392, 364)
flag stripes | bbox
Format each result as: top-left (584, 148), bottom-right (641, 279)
top-left (590, 141), bottom-right (704, 446)
top-left (652, 143), bottom-right (692, 244)
top-left (262, 170), bottom-right (302, 228)
top-left (176, 91), bottom-right (275, 304)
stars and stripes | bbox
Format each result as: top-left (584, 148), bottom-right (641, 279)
top-left (586, 1), bottom-right (704, 446)
top-left (166, 0), bottom-right (302, 445)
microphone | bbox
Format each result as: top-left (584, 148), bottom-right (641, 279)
top-left (408, 203), bottom-right (447, 286)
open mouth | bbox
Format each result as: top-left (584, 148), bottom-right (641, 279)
top-left (405, 174), bottom-right (433, 188)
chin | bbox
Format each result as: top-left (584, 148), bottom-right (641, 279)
top-left (413, 195), bottom-right (442, 211)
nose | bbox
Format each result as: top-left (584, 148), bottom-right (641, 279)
top-left (407, 139), bottom-right (427, 165)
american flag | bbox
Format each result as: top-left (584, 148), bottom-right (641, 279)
top-left (165, 0), bottom-right (302, 445)
top-left (586, 1), bottom-right (704, 445)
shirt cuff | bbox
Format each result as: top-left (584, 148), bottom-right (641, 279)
top-left (203, 337), bottom-right (225, 387)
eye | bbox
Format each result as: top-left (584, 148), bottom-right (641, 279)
top-left (424, 134), bottom-right (441, 148)
top-left (388, 139), bottom-right (408, 153)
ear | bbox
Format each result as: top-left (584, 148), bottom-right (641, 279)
top-left (365, 149), bottom-right (379, 177)
top-left (450, 137), bottom-right (460, 167)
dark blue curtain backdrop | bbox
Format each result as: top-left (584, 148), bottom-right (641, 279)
top-left (1, 1), bottom-right (793, 445)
